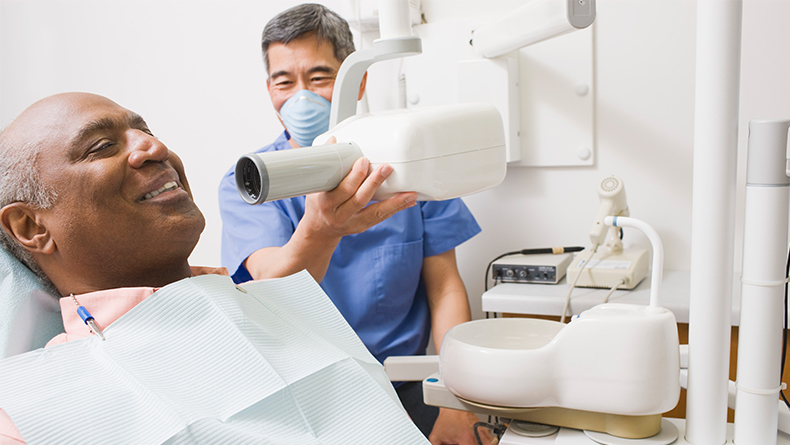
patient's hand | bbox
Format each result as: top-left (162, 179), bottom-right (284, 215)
top-left (429, 408), bottom-right (494, 445)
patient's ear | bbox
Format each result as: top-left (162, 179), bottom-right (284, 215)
top-left (0, 203), bottom-right (54, 254)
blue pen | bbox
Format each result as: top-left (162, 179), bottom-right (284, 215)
top-left (70, 294), bottom-right (106, 340)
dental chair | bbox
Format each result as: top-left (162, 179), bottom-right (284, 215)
top-left (0, 248), bottom-right (63, 359)
top-left (0, 250), bottom-right (437, 382)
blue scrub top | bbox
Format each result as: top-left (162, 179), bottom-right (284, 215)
top-left (218, 132), bottom-right (481, 363)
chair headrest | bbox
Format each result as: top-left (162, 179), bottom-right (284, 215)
top-left (0, 248), bottom-right (63, 358)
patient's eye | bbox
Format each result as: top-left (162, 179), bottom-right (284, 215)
top-left (86, 140), bottom-right (117, 159)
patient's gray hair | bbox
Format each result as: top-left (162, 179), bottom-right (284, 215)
top-left (261, 3), bottom-right (355, 75)
top-left (0, 127), bottom-right (57, 287)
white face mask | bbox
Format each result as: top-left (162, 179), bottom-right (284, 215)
top-left (277, 90), bottom-right (331, 147)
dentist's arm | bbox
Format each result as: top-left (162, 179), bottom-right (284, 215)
top-left (423, 249), bottom-right (471, 355)
top-left (243, 156), bottom-right (418, 282)
top-left (422, 249), bottom-right (490, 445)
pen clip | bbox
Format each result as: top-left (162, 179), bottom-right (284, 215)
top-left (70, 294), bottom-right (106, 341)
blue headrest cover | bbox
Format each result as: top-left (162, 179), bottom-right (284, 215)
top-left (0, 248), bottom-right (62, 358)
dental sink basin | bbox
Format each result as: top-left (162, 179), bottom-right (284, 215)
top-left (439, 303), bottom-right (680, 416)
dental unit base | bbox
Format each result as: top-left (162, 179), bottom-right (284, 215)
top-left (427, 218), bottom-right (680, 440)
top-left (565, 247), bottom-right (649, 290)
top-left (424, 372), bottom-right (663, 440)
top-left (432, 303), bottom-right (679, 440)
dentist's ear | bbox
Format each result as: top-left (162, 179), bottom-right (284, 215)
top-left (358, 72), bottom-right (368, 101)
top-left (0, 203), bottom-right (55, 254)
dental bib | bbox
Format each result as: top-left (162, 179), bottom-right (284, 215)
top-left (0, 271), bottom-right (427, 445)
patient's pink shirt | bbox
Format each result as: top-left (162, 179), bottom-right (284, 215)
top-left (0, 266), bottom-right (228, 444)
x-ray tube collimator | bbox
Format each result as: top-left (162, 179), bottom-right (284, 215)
top-left (235, 142), bottom-right (363, 205)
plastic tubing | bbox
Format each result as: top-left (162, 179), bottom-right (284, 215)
top-left (604, 216), bottom-right (663, 309)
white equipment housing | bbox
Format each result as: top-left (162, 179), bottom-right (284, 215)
top-left (314, 103), bottom-right (507, 201)
top-left (566, 248), bottom-right (649, 290)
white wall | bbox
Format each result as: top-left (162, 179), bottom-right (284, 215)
top-left (2, 0), bottom-right (789, 320)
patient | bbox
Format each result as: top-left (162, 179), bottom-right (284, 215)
top-left (0, 92), bottom-right (424, 444)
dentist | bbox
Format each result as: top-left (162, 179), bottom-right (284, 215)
top-left (217, 4), bottom-right (484, 444)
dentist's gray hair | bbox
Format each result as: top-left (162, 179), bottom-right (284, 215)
top-left (261, 3), bottom-right (355, 76)
top-left (0, 127), bottom-right (58, 286)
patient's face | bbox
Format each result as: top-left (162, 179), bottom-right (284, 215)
top-left (16, 93), bottom-right (205, 289)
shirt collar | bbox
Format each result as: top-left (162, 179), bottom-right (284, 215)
top-left (51, 267), bottom-right (229, 343)
top-left (58, 287), bottom-right (157, 340)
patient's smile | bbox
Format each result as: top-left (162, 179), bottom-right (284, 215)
top-left (143, 181), bottom-right (179, 200)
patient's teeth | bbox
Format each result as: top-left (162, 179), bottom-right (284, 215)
top-left (143, 181), bottom-right (179, 200)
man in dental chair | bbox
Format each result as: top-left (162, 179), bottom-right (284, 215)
top-left (0, 92), bottom-right (430, 444)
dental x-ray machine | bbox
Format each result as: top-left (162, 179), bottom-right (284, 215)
top-left (235, 0), bottom-right (508, 205)
top-left (234, 0), bottom-right (596, 204)
top-left (236, 102), bottom-right (507, 204)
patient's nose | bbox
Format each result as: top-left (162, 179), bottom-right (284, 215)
top-left (128, 131), bottom-right (170, 168)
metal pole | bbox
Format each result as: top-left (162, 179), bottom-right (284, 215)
top-left (685, 0), bottom-right (743, 443)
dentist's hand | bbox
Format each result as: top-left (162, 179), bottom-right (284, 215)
top-left (243, 149), bottom-right (417, 284)
top-left (301, 156), bottom-right (418, 239)
top-left (429, 409), bottom-right (494, 445)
